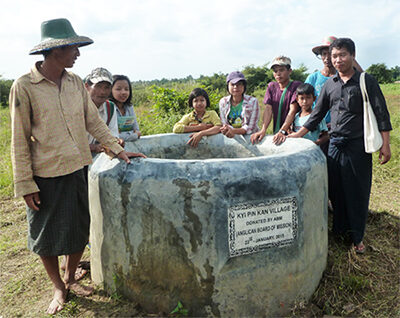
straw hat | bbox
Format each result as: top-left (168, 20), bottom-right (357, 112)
top-left (312, 36), bottom-right (337, 56)
top-left (29, 18), bottom-right (93, 55)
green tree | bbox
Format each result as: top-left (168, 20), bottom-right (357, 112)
top-left (151, 86), bottom-right (189, 115)
top-left (366, 63), bottom-right (393, 83)
top-left (0, 76), bottom-right (13, 107)
top-left (390, 66), bottom-right (400, 81)
top-left (198, 73), bottom-right (227, 93)
top-left (241, 64), bottom-right (273, 94)
top-left (290, 63), bottom-right (309, 82)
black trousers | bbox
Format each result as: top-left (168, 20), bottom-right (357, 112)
top-left (328, 137), bottom-right (372, 245)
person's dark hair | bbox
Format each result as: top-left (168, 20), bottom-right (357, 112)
top-left (110, 74), bottom-right (132, 105)
top-left (226, 80), bottom-right (247, 95)
top-left (329, 38), bottom-right (355, 55)
top-left (188, 88), bottom-right (210, 108)
top-left (296, 83), bottom-right (315, 96)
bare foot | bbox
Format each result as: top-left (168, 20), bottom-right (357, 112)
top-left (67, 281), bottom-right (94, 296)
top-left (47, 286), bottom-right (68, 315)
top-left (60, 258), bottom-right (89, 281)
top-left (74, 266), bottom-right (88, 280)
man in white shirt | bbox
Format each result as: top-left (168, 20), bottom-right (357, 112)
top-left (84, 67), bottom-right (123, 152)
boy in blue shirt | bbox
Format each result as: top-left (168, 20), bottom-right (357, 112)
top-left (293, 83), bottom-right (328, 146)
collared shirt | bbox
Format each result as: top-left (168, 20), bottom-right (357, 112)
top-left (10, 62), bottom-right (123, 197)
top-left (88, 100), bottom-right (119, 144)
top-left (219, 94), bottom-right (259, 134)
top-left (304, 70), bottom-right (392, 138)
top-left (173, 110), bottom-right (221, 133)
top-left (263, 81), bottom-right (302, 128)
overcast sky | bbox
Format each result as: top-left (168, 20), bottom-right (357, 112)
top-left (1, 0), bottom-right (399, 81)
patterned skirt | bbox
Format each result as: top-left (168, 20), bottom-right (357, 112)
top-left (26, 169), bottom-right (90, 256)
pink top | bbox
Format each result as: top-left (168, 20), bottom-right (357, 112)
top-left (263, 81), bottom-right (302, 128)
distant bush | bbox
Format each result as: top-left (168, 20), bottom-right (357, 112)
top-left (367, 63), bottom-right (395, 84)
top-left (0, 77), bottom-right (13, 108)
top-left (291, 63), bottom-right (309, 82)
top-left (151, 86), bottom-right (189, 115)
top-left (242, 64), bottom-right (273, 93)
top-left (198, 73), bottom-right (227, 93)
top-left (131, 84), bottom-right (153, 108)
top-left (139, 108), bottom-right (182, 135)
top-left (139, 86), bottom-right (192, 135)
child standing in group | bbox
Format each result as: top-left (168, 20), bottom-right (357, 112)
top-left (173, 88), bottom-right (222, 147)
top-left (292, 83), bottom-right (328, 146)
top-left (110, 75), bottom-right (141, 142)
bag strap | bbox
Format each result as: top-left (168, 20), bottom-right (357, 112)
top-left (105, 100), bottom-right (114, 126)
top-left (274, 81), bottom-right (292, 134)
top-left (359, 72), bottom-right (369, 104)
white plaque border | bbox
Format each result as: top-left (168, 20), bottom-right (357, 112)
top-left (228, 197), bottom-right (298, 257)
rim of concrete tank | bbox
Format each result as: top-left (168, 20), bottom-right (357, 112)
top-left (123, 133), bottom-right (321, 164)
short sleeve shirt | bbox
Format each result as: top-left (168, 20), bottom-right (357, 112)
top-left (173, 110), bottom-right (222, 133)
top-left (293, 112), bottom-right (327, 142)
top-left (305, 71), bottom-right (331, 123)
top-left (228, 101), bottom-right (243, 128)
top-left (263, 81), bottom-right (302, 128)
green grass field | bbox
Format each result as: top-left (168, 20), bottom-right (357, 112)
top-left (0, 83), bottom-right (399, 317)
top-left (0, 108), bottom-right (12, 199)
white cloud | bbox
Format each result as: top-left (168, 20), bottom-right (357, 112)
top-left (0, 0), bottom-right (399, 80)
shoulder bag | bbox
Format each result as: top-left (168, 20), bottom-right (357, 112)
top-left (359, 72), bottom-right (383, 153)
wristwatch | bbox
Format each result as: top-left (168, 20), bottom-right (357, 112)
top-left (280, 130), bottom-right (288, 136)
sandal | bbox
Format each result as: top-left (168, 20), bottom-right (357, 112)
top-left (354, 242), bottom-right (366, 254)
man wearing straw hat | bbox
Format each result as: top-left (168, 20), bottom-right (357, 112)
top-left (9, 18), bottom-right (145, 314)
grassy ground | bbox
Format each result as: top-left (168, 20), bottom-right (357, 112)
top-left (0, 84), bottom-right (399, 317)
top-left (0, 108), bottom-right (12, 198)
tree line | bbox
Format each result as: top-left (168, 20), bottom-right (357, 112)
top-left (1, 63), bottom-right (399, 108)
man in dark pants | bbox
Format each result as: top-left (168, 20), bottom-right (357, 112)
top-left (287, 38), bottom-right (392, 253)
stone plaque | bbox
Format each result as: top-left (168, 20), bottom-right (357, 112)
top-left (228, 197), bottom-right (298, 257)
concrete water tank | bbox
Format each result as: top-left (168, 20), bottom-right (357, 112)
top-left (89, 133), bottom-right (328, 317)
